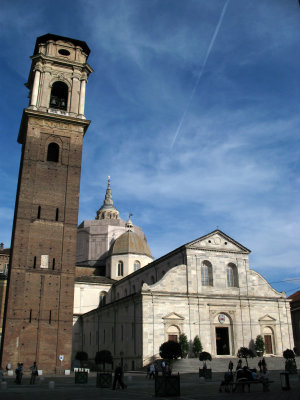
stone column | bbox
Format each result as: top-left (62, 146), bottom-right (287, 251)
top-left (39, 67), bottom-right (52, 111)
top-left (78, 78), bottom-right (86, 118)
top-left (30, 69), bottom-right (41, 109)
top-left (70, 70), bottom-right (81, 116)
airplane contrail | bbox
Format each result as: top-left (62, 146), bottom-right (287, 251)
top-left (171, 0), bottom-right (230, 149)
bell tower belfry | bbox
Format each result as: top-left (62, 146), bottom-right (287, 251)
top-left (0, 34), bottom-right (93, 372)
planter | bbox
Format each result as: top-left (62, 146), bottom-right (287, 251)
top-left (256, 351), bottom-right (263, 357)
top-left (285, 360), bottom-right (297, 374)
top-left (96, 372), bottom-right (112, 388)
top-left (199, 368), bottom-right (212, 380)
top-left (155, 374), bottom-right (180, 397)
top-left (75, 371), bottom-right (88, 384)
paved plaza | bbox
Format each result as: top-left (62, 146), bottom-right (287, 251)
top-left (0, 371), bottom-right (299, 400)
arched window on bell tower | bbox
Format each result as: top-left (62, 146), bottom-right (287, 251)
top-left (47, 143), bottom-right (59, 162)
top-left (49, 81), bottom-right (68, 110)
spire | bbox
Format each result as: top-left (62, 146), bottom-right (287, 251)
top-left (125, 213), bottom-right (133, 230)
top-left (96, 176), bottom-right (120, 220)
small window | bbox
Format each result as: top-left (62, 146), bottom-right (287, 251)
top-left (118, 261), bottom-right (124, 276)
top-left (52, 258), bottom-right (55, 270)
top-left (49, 310), bottom-right (52, 324)
top-left (37, 206), bottom-right (41, 219)
top-left (33, 256), bottom-right (36, 269)
top-left (29, 309), bottom-right (32, 323)
top-left (56, 208), bottom-right (59, 221)
top-left (134, 260), bottom-right (141, 272)
top-left (47, 143), bottom-right (59, 162)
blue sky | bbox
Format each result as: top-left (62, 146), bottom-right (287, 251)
top-left (0, 0), bottom-right (299, 295)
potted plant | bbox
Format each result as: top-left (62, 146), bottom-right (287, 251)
top-left (156, 341), bottom-right (181, 396)
top-left (199, 351), bottom-right (212, 379)
top-left (74, 351), bottom-right (89, 383)
top-left (95, 350), bottom-right (113, 388)
top-left (254, 335), bottom-right (265, 357)
top-left (192, 336), bottom-right (203, 358)
top-left (283, 349), bottom-right (297, 374)
top-left (179, 333), bottom-right (189, 358)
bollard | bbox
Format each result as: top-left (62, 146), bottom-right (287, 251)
top-left (49, 381), bottom-right (55, 390)
top-left (1, 381), bottom-right (8, 390)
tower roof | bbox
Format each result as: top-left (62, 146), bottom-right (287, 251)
top-left (34, 34), bottom-right (90, 56)
top-left (110, 230), bottom-right (152, 258)
top-left (96, 178), bottom-right (120, 220)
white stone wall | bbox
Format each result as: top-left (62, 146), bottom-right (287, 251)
top-left (110, 253), bottom-right (153, 281)
top-left (74, 231), bottom-right (294, 368)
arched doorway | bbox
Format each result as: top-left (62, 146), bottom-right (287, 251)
top-left (167, 325), bottom-right (180, 342)
top-left (263, 326), bottom-right (274, 354)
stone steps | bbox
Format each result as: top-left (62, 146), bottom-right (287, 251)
top-left (172, 356), bottom-right (300, 373)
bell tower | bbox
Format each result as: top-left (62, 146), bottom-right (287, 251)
top-left (1, 34), bottom-right (93, 372)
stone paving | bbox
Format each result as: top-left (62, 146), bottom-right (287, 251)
top-left (0, 371), bottom-right (299, 400)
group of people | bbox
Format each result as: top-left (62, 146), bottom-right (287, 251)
top-left (219, 358), bottom-right (269, 393)
top-left (146, 360), bottom-right (172, 379)
top-left (0, 362), bottom-right (38, 385)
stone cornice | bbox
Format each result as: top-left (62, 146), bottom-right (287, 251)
top-left (18, 108), bottom-right (91, 143)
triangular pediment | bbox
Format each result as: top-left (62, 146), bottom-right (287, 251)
top-left (162, 312), bottom-right (184, 320)
top-left (186, 230), bottom-right (250, 254)
top-left (259, 314), bottom-right (276, 322)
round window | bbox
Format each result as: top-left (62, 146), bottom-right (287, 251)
top-left (58, 49), bottom-right (70, 56)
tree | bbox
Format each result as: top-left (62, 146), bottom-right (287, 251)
top-left (159, 341), bottom-right (182, 361)
top-left (283, 349), bottom-right (295, 360)
top-left (237, 347), bottom-right (255, 367)
top-left (95, 350), bottom-right (113, 371)
top-left (254, 335), bottom-right (265, 355)
top-left (179, 333), bottom-right (189, 358)
top-left (75, 351), bottom-right (88, 367)
top-left (192, 336), bottom-right (203, 358)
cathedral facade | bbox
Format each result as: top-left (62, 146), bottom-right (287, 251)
top-left (72, 184), bottom-right (294, 369)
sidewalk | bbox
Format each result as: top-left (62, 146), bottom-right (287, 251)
top-left (0, 371), bottom-right (299, 400)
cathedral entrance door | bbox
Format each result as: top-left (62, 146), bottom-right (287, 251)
top-left (264, 335), bottom-right (273, 354)
top-left (216, 327), bottom-right (230, 355)
top-left (168, 335), bottom-right (178, 342)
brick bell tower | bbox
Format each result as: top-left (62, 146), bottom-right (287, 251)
top-left (1, 34), bottom-right (93, 372)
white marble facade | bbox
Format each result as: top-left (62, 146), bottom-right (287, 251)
top-left (77, 230), bottom-right (294, 369)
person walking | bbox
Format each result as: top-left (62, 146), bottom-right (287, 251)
top-left (228, 360), bottom-right (233, 373)
top-left (149, 363), bottom-right (155, 379)
top-left (112, 364), bottom-right (126, 390)
top-left (30, 362), bottom-right (38, 384)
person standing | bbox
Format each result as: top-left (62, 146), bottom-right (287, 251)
top-left (30, 362), bottom-right (38, 384)
top-left (258, 359), bottom-right (262, 372)
top-left (15, 363), bottom-right (23, 384)
top-left (236, 359), bottom-right (242, 371)
top-left (228, 360), bottom-right (233, 373)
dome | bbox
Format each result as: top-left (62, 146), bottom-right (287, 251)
top-left (110, 231), bottom-right (152, 258)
